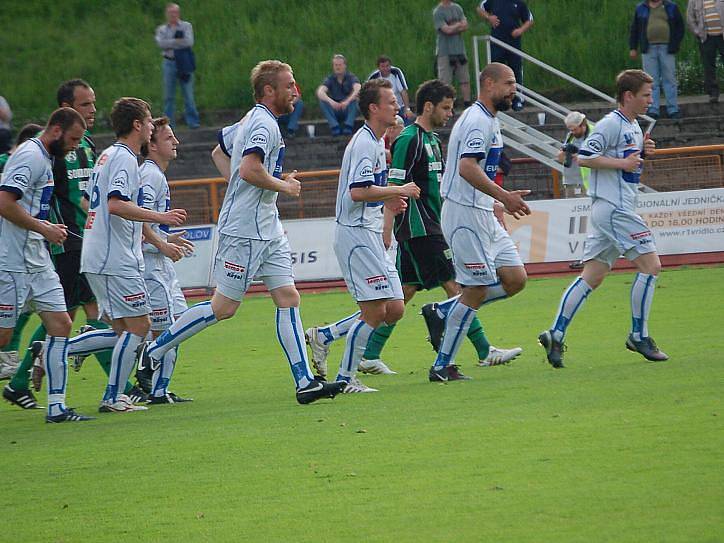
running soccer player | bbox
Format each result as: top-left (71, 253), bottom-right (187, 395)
top-left (0, 107), bottom-right (93, 422)
top-left (304, 79), bottom-right (522, 379)
top-left (78, 97), bottom-right (187, 413)
top-left (538, 69), bottom-right (668, 367)
top-left (427, 63), bottom-right (530, 382)
top-left (135, 117), bottom-right (194, 403)
top-left (138, 60), bottom-right (345, 405)
top-left (328, 78), bottom-right (420, 393)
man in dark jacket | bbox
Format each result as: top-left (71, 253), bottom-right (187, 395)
top-left (630, 0), bottom-right (685, 118)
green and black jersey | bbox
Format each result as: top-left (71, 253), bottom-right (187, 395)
top-left (388, 123), bottom-right (445, 242)
top-left (0, 152), bottom-right (9, 174)
top-left (51, 131), bottom-right (96, 253)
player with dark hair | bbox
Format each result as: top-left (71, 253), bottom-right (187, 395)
top-left (0, 108), bottom-right (94, 421)
top-left (539, 69), bottom-right (668, 367)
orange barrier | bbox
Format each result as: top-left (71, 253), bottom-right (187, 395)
top-left (168, 145), bottom-right (724, 223)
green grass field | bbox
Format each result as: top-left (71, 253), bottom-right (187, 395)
top-left (3, 0), bottom-right (706, 126)
top-left (2, 266), bottom-right (723, 542)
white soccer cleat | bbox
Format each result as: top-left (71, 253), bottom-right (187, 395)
top-left (305, 327), bottom-right (330, 379)
top-left (358, 358), bottom-right (397, 375)
top-left (99, 394), bottom-right (149, 413)
top-left (0, 351), bottom-right (19, 380)
top-left (479, 345), bottom-right (523, 367)
top-left (342, 375), bottom-right (379, 393)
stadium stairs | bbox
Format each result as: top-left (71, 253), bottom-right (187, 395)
top-left (94, 95), bottom-right (724, 200)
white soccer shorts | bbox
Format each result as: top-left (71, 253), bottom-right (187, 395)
top-left (86, 273), bottom-right (150, 321)
top-left (0, 268), bottom-right (67, 328)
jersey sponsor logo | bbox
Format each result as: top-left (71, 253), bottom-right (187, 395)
top-left (466, 137), bottom-right (484, 149)
top-left (250, 133), bottom-right (268, 146)
top-left (428, 161), bottom-right (442, 172)
top-left (97, 154), bottom-right (109, 166)
top-left (150, 308), bottom-right (170, 324)
top-left (366, 274), bottom-right (389, 291)
top-left (11, 169), bottom-right (30, 188)
top-left (36, 184), bottom-right (54, 220)
top-left (224, 261), bottom-right (246, 280)
top-left (586, 138), bottom-right (604, 154)
top-left (630, 230), bottom-right (651, 242)
top-left (67, 167), bottom-right (92, 180)
top-left (359, 165), bottom-right (374, 178)
top-left (123, 292), bottom-right (147, 308)
top-left (389, 168), bottom-right (406, 180)
top-left (464, 262), bottom-right (489, 276)
top-left (66, 150), bottom-right (77, 163)
top-left (0, 304), bottom-right (15, 311)
top-left (84, 211), bottom-right (96, 229)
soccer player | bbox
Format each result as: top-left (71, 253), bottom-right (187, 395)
top-left (328, 78), bottom-right (420, 392)
top-left (138, 60), bottom-right (345, 405)
top-left (78, 97), bottom-right (186, 412)
top-left (0, 107), bottom-right (93, 422)
top-left (538, 69), bottom-right (668, 367)
top-left (135, 117), bottom-right (194, 403)
top-left (427, 63), bottom-right (531, 382)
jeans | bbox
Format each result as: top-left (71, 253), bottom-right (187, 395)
top-left (699, 34), bottom-right (724, 99)
top-left (162, 58), bottom-right (200, 128)
top-left (642, 44), bottom-right (678, 114)
top-left (278, 99), bottom-right (304, 134)
top-left (319, 100), bottom-right (358, 133)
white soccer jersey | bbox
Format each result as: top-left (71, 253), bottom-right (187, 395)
top-left (0, 138), bottom-right (54, 272)
top-left (441, 101), bottom-right (503, 211)
top-left (216, 111), bottom-right (251, 158)
top-left (139, 160), bottom-right (170, 256)
top-left (81, 142), bottom-right (144, 276)
top-left (367, 67), bottom-right (408, 109)
top-left (217, 104), bottom-right (285, 241)
top-left (579, 110), bottom-right (644, 212)
top-left (335, 124), bottom-right (388, 233)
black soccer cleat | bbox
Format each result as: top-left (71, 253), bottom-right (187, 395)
top-left (147, 392), bottom-right (194, 404)
top-left (134, 342), bottom-right (155, 394)
top-left (296, 378), bottom-right (346, 405)
top-left (538, 330), bottom-right (565, 368)
top-left (428, 364), bottom-right (471, 382)
top-left (46, 409), bottom-right (95, 423)
top-left (625, 335), bottom-right (669, 362)
top-left (421, 303), bottom-right (445, 353)
top-left (3, 384), bottom-right (43, 409)
top-left (127, 385), bottom-right (149, 404)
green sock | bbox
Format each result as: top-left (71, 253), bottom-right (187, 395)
top-left (362, 323), bottom-right (396, 360)
top-left (9, 323), bottom-right (47, 391)
top-left (86, 319), bottom-right (133, 394)
top-left (2, 312), bottom-right (31, 353)
top-left (467, 317), bottom-right (491, 360)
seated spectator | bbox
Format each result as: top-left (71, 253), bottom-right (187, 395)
top-left (278, 82), bottom-right (304, 138)
top-left (368, 55), bottom-right (415, 125)
top-left (0, 123), bottom-right (43, 174)
top-left (316, 54), bottom-right (361, 136)
top-left (0, 95), bottom-right (12, 154)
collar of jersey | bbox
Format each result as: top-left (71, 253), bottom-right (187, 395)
top-left (255, 103), bottom-right (278, 120)
top-left (113, 142), bottom-right (137, 157)
top-left (143, 159), bottom-right (164, 174)
top-left (475, 101), bottom-right (494, 118)
top-left (29, 138), bottom-right (50, 159)
top-left (614, 109), bottom-right (633, 124)
top-left (362, 123), bottom-right (378, 141)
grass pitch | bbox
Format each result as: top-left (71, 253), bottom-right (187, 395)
top-left (2, 266), bottom-right (722, 542)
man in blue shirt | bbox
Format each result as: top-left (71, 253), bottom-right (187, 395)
top-left (316, 54), bottom-right (361, 136)
top-left (477, 0), bottom-right (534, 111)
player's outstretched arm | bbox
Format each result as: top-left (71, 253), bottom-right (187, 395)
top-left (459, 157), bottom-right (531, 219)
top-left (0, 191), bottom-right (67, 244)
top-left (108, 196), bottom-right (186, 226)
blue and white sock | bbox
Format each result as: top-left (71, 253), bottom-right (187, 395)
top-left (146, 301), bottom-right (217, 363)
top-left (631, 273), bottom-right (657, 341)
top-left (276, 307), bottom-right (315, 389)
top-left (45, 336), bottom-right (69, 417)
top-left (102, 332), bottom-right (143, 403)
top-left (551, 277), bottom-right (593, 342)
top-left (335, 319), bottom-right (375, 382)
top-left (67, 328), bottom-right (118, 356)
top-left (433, 301), bottom-right (475, 370)
top-left (435, 284), bottom-right (507, 319)
top-left (151, 347), bottom-right (177, 398)
top-left (316, 311), bottom-right (361, 345)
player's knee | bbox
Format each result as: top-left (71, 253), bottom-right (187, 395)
top-left (126, 317), bottom-right (151, 338)
top-left (503, 274), bottom-right (527, 297)
top-left (384, 301), bottom-right (405, 324)
top-left (44, 314), bottom-right (73, 337)
top-left (0, 329), bottom-right (12, 349)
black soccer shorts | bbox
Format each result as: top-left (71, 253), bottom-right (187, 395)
top-left (397, 234), bottom-right (456, 291)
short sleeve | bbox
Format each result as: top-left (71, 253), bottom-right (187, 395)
top-left (241, 116), bottom-right (274, 162)
top-left (518, 1), bottom-right (532, 22)
top-left (459, 125), bottom-right (488, 160)
top-left (348, 140), bottom-right (375, 189)
top-left (219, 123), bottom-right (237, 157)
top-left (388, 134), bottom-right (415, 186)
top-left (139, 172), bottom-right (158, 211)
top-left (322, 75), bottom-right (334, 88)
top-left (0, 161), bottom-right (32, 198)
top-left (433, 7), bottom-right (446, 30)
top-left (108, 155), bottom-right (134, 201)
top-left (580, 119), bottom-right (616, 159)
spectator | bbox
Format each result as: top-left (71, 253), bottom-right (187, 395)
top-left (556, 111), bottom-right (594, 198)
top-left (433, 1), bottom-right (471, 105)
top-left (0, 123), bottom-right (42, 174)
top-left (368, 56), bottom-right (415, 125)
top-left (278, 82), bottom-right (303, 138)
top-left (383, 115), bottom-right (405, 165)
top-left (630, 0), bottom-right (684, 119)
top-left (687, 0), bottom-right (724, 103)
top-left (316, 54), bottom-right (361, 136)
top-left (477, 0), bottom-right (533, 111)
top-left (0, 95), bottom-right (12, 154)
top-left (155, 3), bottom-right (200, 128)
